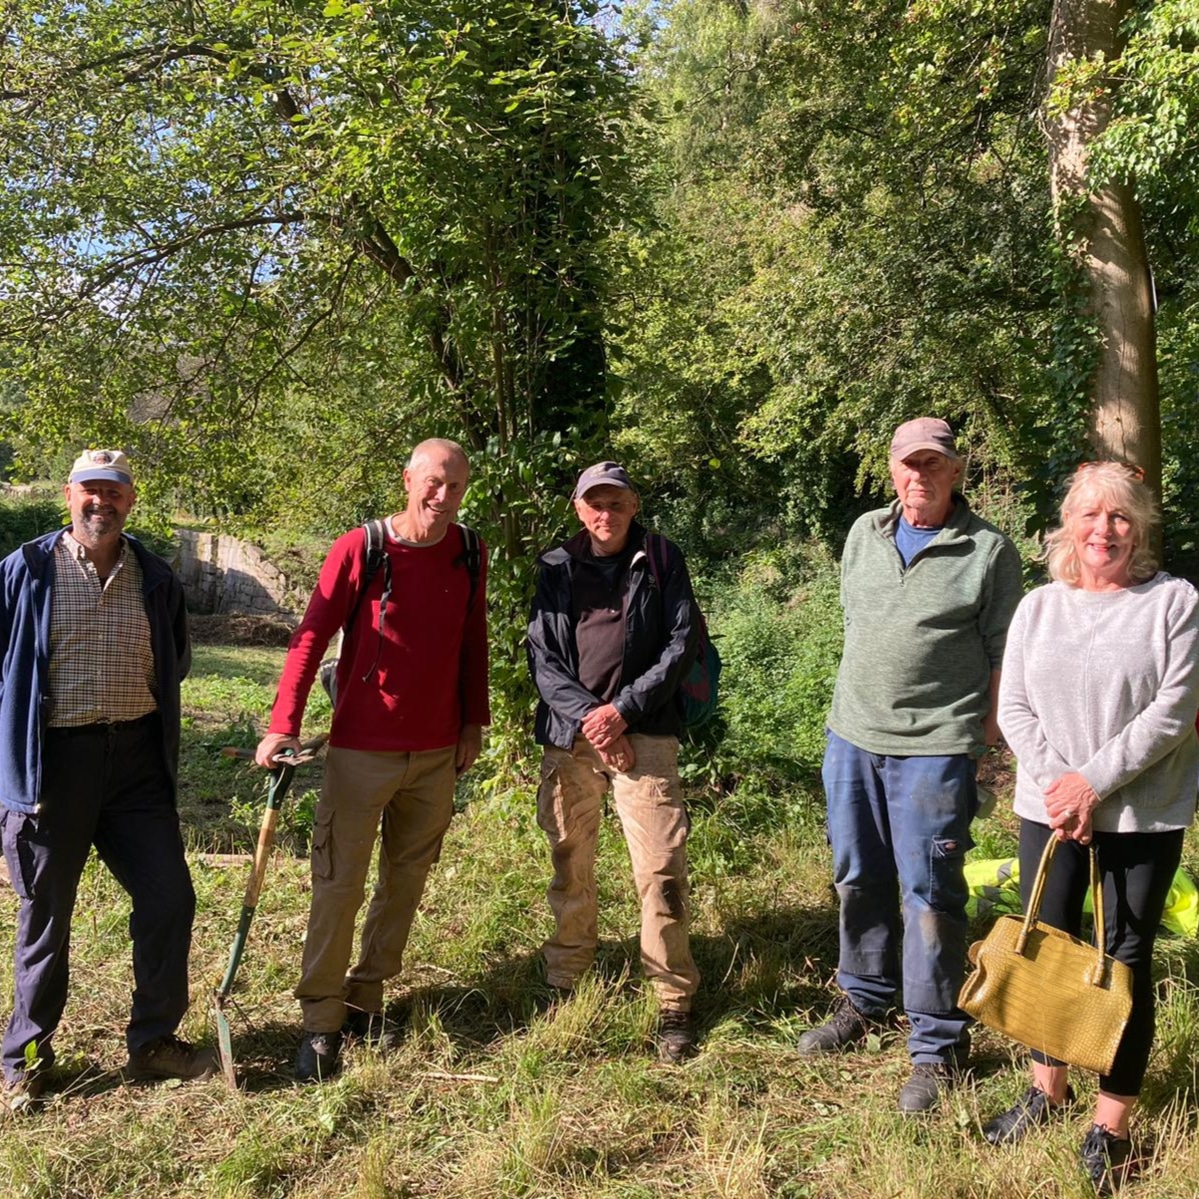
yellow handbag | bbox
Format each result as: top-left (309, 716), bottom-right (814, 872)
top-left (958, 836), bottom-right (1133, 1075)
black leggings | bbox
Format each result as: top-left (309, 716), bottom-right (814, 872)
top-left (1019, 820), bottom-right (1184, 1096)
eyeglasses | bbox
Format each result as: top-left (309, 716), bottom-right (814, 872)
top-left (1076, 461), bottom-right (1145, 482)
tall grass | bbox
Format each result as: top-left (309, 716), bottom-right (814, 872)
top-left (2, 618), bottom-right (1199, 1197)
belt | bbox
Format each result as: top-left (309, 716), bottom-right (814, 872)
top-left (46, 712), bottom-right (159, 736)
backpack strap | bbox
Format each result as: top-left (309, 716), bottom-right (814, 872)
top-left (644, 532), bottom-right (669, 591)
top-left (356, 518), bottom-right (391, 684)
top-left (455, 523), bottom-right (483, 611)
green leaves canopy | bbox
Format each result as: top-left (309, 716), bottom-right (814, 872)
top-left (0, 0), bottom-right (635, 531)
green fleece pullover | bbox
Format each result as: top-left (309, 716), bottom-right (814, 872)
top-left (827, 495), bottom-right (1023, 757)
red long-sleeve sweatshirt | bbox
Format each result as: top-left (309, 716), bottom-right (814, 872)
top-left (269, 523), bottom-right (489, 751)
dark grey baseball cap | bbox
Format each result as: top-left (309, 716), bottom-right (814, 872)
top-left (573, 461), bottom-right (634, 499)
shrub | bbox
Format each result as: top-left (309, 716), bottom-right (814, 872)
top-left (705, 539), bottom-right (843, 787)
top-left (0, 494), bottom-right (62, 556)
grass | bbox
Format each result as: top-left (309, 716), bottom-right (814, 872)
top-left (3, 642), bottom-right (1199, 1197)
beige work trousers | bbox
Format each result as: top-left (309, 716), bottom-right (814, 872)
top-left (537, 734), bottom-right (699, 1011)
top-left (296, 744), bottom-right (457, 1032)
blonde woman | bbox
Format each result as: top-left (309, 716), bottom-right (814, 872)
top-left (987, 462), bottom-right (1199, 1193)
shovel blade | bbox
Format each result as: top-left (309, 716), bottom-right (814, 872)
top-left (215, 994), bottom-right (238, 1089)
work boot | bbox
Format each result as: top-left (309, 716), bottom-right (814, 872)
top-left (0, 1071), bottom-right (45, 1119)
top-left (897, 1062), bottom-right (959, 1114)
top-left (1080, 1123), bottom-right (1133, 1195)
top-left (342, 1010), bottom-right (402, 1052)
top-left (797, 996), bottom-right (874, 1055)
top-left (295, 1030), bottom-right (342, 1082)
top-left (126, 1034), bottom-right (218, 1082)
top-left (656, 1009), bottom-right (698, 1063)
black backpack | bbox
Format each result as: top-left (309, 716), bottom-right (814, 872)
top-left (318, 518), bottom-right (482, 707)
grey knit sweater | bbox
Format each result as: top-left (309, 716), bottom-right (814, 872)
top-left (998, 573), bottom-right (1199, 833)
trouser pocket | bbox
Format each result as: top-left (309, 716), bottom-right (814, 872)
top-left (0, 810), bottom-right (38, 900)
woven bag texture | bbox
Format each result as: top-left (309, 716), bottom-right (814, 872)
top-left (959, 915), bottom-right (1132, 1074)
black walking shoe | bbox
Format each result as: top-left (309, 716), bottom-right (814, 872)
top-left (1080, 1123), bottom-right (1132, 1195)
top-left (897, 1062), bottom-right (959, 1114)
top-left (295, 1030), bottom-right (343, 1082)
top-left (126, 1034), bottom-right (218, 1081)
top-left (983, 1085), bottom-right (1076, 1145)
top-left (797, 996), bottom-right (874, 1056)
top-left (342, 1010), bottom-right (402, 1052)
top-left (656, 1010), bottom-right (698, 1063)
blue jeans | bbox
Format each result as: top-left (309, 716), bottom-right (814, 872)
top-left (822, 730), bottom-right (977, 1064)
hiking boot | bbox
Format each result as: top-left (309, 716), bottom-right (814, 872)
top-left (295, 1030), bottom-right (343, 1082)
top-left (1, 1071), bottom-right (45, 1119)
top-left (897, 1062), bottom-right (959, 1114)
top-left (1080, 1123), bottom-right (1133, 1195)
top-left (656, 1009), bottom-right (698, 1063)
top-left (126, 1034), bottom-right (218, 1082)
top-left (797, 996), bottom-right (874, 1056)
top-left (983, 1085), bottom-right (1076, 1146)
top-left (342, 1010), bottom-right (402, 1052)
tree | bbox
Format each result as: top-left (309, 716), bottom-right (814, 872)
top-left (0, 0), bottom-right (636, 550)
top-left (615, 0), bottom-right (1056, 549)
top-left (1044, 0), bottom-right (1160, 490)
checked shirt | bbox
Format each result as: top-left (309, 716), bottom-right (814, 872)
top-left (48, 533), bottom-right (158, 726)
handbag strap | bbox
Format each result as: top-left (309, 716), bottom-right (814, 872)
top-left (1087, 844), bottom-right (1107, 985)
top-left (1017, 836), bottom-right (1057, 943)
top-left (1015, 835), bottom-right (1109, 986)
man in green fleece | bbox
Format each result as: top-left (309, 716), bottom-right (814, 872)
top-left (798, 417), bottom-right (1023, 1114)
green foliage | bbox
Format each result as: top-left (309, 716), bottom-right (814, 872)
top-left (0, 494), bottom-right (64, 556)
top-left (1081, 0), bottom-right (1199, 574)
top-left (458, 428), bottom-right (589, 778)
top-left (0, 0), bottom-right (637, 528)
top-left (614, 0), bottom-right (1057, 553)
top-left (707, 539), bottom-right (843, 785)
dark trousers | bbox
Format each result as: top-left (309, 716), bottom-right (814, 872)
top-left (1019, 820), bottom-right (1184, 1096)
top-left (1, 718), bottom-right (195, 1081)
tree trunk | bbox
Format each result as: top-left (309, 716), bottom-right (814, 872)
top-left (1045, 0), bottom-right (1160, 493)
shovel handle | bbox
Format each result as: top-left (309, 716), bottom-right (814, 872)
top-left (215, 750), bottom-right (307, 999)
top-left (221, 734), bottom-right (328, 764)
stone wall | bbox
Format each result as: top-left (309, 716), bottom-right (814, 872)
top-left (174, 530), bottom-right (303, 617)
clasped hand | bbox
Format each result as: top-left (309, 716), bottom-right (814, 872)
top-left (1044, 771), bottom-right (1100, 844)
top-left (581, 703), bottom-right (633, 772)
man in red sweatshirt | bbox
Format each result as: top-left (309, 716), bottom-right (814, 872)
top-left (256, 438), bottom-right (489, 1081)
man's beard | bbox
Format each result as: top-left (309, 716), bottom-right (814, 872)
top-left (76, 508), bottom-right (123, 539)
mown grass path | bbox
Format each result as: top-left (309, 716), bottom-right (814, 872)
top-left (2, 644), bottom-right (1198, 1197)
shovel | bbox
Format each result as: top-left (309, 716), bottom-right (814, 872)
top-left (214, 736), bottom-right (327, 1088)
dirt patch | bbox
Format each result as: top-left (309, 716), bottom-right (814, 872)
top-left (188, 613), bottom-right (296, 646)
top-left (977, 745), bottom-right (1016, 798)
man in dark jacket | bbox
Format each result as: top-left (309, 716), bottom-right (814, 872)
top-left (527, 462), bottom-right (701, 1061)
top-left (0, 449), bottom-right (212, 1118)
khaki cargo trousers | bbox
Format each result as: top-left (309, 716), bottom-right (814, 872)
top-left (296, 744), bottom-right (457, 1032)
top-left (537, 734), bottom-right (699, 1010)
